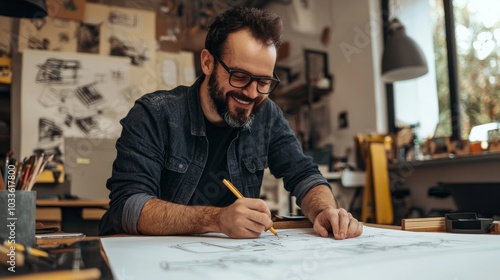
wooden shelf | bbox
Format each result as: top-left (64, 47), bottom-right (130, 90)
top-left (388, 151), bottom-right (500, 169)
top-left (270, 83), bottom-right (331, 113)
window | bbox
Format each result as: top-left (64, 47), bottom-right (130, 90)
top-left (389, 0), bottom-right (500, 143)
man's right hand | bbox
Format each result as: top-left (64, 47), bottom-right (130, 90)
top-left (218, 198), bottom-right (274, 238)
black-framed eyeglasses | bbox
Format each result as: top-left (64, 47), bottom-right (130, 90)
top-left (213, 54), bottom-right (280, 94)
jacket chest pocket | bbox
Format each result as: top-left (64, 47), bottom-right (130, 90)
top-left (241, 156), bottom-right (267, 198)
top-left (160, 155), bottom-right (190, 201)
top-left (165, 156), bottom-right (189, 173)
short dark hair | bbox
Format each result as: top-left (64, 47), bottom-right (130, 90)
top-left (205, 6), bottom-right (283, 58)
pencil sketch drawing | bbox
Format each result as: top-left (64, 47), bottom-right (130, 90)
top-left (76, 22), bottom-right (101, 53)
top-left (108, 10), bottom-right (138, 28)
top-left (21, 50), bottom-right (131, 157)
top-left (19, 17), bottom-right (78, 53)
top-left (101, 227), bottom-right (500, 280)
top-left (109, 35), bottom-right (150, 66)
top-left (75, 83), bottom-right (104, 108)
top-left (36, 58), bottom-right (81, 85)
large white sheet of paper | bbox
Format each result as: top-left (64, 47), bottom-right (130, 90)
top-left (101, 226), bottom-right (500, 280)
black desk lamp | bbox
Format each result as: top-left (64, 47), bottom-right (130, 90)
top-left (381, 18), bottom-right (428, 82)
top-left (0, 0), bottom-right (48, 18)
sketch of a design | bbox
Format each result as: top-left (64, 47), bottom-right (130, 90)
top-left (108, 10), bottom-right (138, 28)
top-left (170, 237), bottom-right (293, 254)
top-left (38, 87), bottom-right (62, 107)
top-left (59, 32), bottom-right (70, 43)
top-left (28, 37), bottom-right (50, 50)
top-left (21, 50), bottom-right (130, 160)
top-left (36, 58), bottom-right (81, 84)
top-left (75, 115), bottom-right (100, 135)
top-left (38, 118), bottom-right (63, 151)
top-left (39, 118), bottom-right (63, 142)
top-left (109, 35), bottom-right (149, 66)
top-left (101, 227), bottom-right (500, 280)
top-left (75, 83), bottom-right (104, 108)
top-left (76, 22), bottom-right (100, 54)
top-left (160, 256), bottom-right (274, 271)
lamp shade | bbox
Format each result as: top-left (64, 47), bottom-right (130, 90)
top-left (0, 0), bottom-right (48, 18)
top-left (382, 18), bottom-right (428, 82)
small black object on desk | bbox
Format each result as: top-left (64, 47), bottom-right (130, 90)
top-left (445, 212), bottom-right (493, 234)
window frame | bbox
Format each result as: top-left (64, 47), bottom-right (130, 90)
top-left (382, 0), bottom-right (462, 141)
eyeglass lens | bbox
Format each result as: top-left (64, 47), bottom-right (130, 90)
top-left (229, 72), bottom-right (278, 94)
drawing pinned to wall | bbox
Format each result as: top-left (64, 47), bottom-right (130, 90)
top-left (108, 9), bottom-right (139, 29)
top-left (156, 51), bottom-right (196, 90)
top-left (108, 34), bottom-right (150, 67)
top-left (36, 58), bottom-right (81, 84)
top-left (75, 83), bottom-right (104, 108)
top-left (75, 114), bottom-right (100, 135)
top-left (0, 16), bottom-right (13, 57)
top-left (38, 118), bottom-right (63, 153)
top-left (19, 17), bottom-right (78, 53)
top-left (85, 2), bottom-right (157, 94)
top-left (76, 22), bottom-right (101, 53)
top-left (161, 59), bottom-right (177, 87)
top-left (21, 49), bottom-right (130, 157)
top-left (38, 87), bottom-right (62, 107)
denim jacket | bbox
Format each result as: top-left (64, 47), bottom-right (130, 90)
top-left (99, 76), bottom-right (329, 235)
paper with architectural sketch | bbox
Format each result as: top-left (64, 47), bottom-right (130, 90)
top-left (20, 49), bottom-right (131, 157)
top-left (101, 226), bottom-right (500, 280)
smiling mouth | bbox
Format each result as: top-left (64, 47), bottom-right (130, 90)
top-left (232, 96), bottom-right (252, 105)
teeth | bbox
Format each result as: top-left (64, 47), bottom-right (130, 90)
top-left (233, 97), bottom-right (250, 105)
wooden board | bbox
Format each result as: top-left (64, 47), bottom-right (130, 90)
top-left (370, 143), bottom-right (393, 224)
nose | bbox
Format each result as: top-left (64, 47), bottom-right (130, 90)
top-left (242, 80), bottom-right (260, 99)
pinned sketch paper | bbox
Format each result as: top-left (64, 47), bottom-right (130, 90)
top-left (156, 51), bottom-right (196, 90)
top-left (20, 49), bottom-right (130, 157)
top-left (84, 3), bottom-right (157, 94)
top-left (0, 16), bottom-right (14, 56)
top-left (18, 17), bottom-right (79, 53)
top-left (101, 226), bottom-right (500, 280)
top-left (162, 59), bottom-right (178, 88)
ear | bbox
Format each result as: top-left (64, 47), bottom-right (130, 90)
top-left (200, 49), bottom-right (214, 76)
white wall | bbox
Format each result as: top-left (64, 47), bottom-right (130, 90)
top-left (267, 0), bottom-right (386, 164)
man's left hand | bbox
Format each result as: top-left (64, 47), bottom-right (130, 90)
top-left (312, 206), bottom-right (363, 240)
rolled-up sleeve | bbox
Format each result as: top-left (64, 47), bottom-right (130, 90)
top-left (104, 94), bottom-right (167, 235)
top-left (121, 193), bottom-right (155, 234)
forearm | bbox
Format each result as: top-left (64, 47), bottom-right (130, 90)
top-left (300, 185), bottom-right (339, 222)
top-left (137, 198), bottom-right (221, 235)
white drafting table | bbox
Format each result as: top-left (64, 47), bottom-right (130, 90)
top-left (101, 226), bottom-right (500, 280)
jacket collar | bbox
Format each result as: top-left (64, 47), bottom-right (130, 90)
top-left (187, 75), bottom-right (207, 136)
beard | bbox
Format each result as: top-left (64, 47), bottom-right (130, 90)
top-left (207, 70), bottom-right (266, 129)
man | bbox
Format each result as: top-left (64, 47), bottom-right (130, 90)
top-left (99, 6), bottom-right (362, 240)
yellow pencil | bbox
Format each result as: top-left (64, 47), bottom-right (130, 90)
top-left (222, 178), bottom-right (279, 238)
top-left (2, 241), bottom-right (49, 258)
